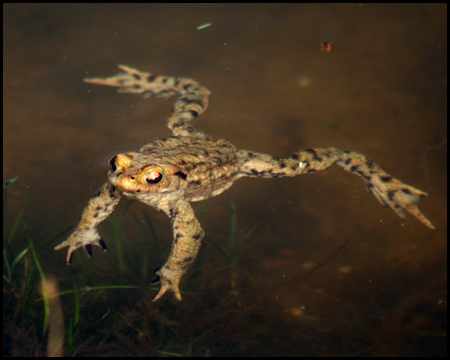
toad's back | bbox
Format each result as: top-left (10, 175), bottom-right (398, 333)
top-left (140, 136), bottom-right (242, 201)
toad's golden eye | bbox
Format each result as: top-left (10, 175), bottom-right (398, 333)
top-left (146, 172), bottom-right (163, 184)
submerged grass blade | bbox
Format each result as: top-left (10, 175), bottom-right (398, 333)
top-left (71, 276), bottom-right (80, 326)
top-left (35, 284), bottom-right (144, 303)
top-left (3, 249), bottom-right (12, 283)
top-left (197, 200), bottom-right (212, 223)
top-left (11, 247), bottom-right (29, 271)
top-left (5, 208), bottom-right (25, 245)
top-left (142, 211), bottom-right (158, 242)
top-left (229, 202), bottom-right (237, 245)
top-left (34, 207), bottom-right (63, 232)
top-left (66, 317), bottom-right (74, 357)
top-left (3, 176), bottom-right (19, 191)
top-left (107, 201), bottom-right (134, 268)
top-left (3, 247), bottom-right (29, 283)
top-left (25, 219), bottom-right (49, 335)
top-left (3, 176), bottom-right (19, 230)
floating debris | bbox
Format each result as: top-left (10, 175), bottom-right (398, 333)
top-left (197, 22), bottom-right (212, 30)
top-left (319, 42), bottom-right (332, 52)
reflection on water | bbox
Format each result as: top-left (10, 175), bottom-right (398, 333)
top-left (3, 3), bottom-right (447, 356)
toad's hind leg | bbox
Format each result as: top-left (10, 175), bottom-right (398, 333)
top-left (238, 148), bottom-right (435, 230)
top-left (151, 199), bottom-right (205, 302)
top-left (84, 65), bottom-right (211, 137)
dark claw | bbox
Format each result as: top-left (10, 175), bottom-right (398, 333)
top-left (151, 267), bottom-right (162, 285)
top-left (150, 276), bottom-right (161, 286)
top-left (67, 252), bottom-right (73, 265)
top-left (84, 244), bottom-right (93, 257)
top-left (98, 239), bottom-right (108, 251)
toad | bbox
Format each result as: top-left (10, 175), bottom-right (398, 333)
top-left (55, 65), bottom-right (435, 301)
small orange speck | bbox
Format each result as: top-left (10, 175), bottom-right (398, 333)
top-left (319, 42), bottom-right (332, 52)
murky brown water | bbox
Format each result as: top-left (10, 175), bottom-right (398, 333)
top-left (4, 4), bottom-right (447, 356)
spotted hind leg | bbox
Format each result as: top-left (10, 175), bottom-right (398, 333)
top-left (238, 148), bottom-right (435, 229)
top-left (84, 65), bottom-right (211, 137)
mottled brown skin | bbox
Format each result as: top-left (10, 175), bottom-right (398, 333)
top-left (55, 65), bottom-right (435, 302)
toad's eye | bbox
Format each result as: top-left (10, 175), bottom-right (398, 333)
top-left (109, 156), bottom-right (117, 172)
top-left (146, 172), bottom-right (163, 184)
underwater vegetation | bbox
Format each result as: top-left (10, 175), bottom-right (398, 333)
top-left (3, 177), bottom-right (447, 356)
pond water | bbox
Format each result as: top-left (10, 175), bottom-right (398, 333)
top-left (3, 4), bottom-right (447, 356)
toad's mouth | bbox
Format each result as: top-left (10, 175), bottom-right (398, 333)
top-left (108, 170), bottom-right (163, 193)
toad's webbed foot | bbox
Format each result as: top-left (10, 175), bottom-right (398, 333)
top-left (151, 266), bottom-right (183, 302)
top-left (363, 174), bottom-right (435, 229)
top-left (328, 150), bottom-right (435, 230)
top-left (54, 228), bottom-right (108, 264)
top-left (54, 183), bottom-right (120, 263)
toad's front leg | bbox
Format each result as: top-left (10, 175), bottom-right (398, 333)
top-left (151, 199), bottom-right (205, 301)
top-left (54, 183), bottom-right (121, 263)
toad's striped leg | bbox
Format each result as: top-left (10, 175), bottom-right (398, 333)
top-left (151, 198), bottom-right (205, 301)
top-left (238, 147), bottom-right (435, 230)
top-left (84, 65), bottom-right (211, 137)
top-left (54, 183), bottom-right (121, 263)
